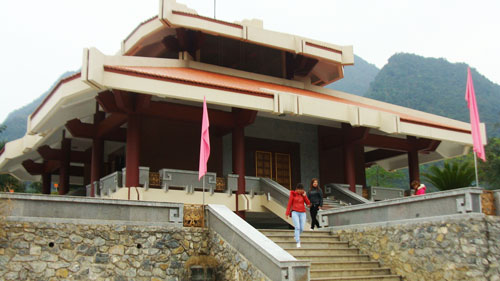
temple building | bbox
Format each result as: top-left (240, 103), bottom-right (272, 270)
top-left (0, 0), bottom-right (485, 221)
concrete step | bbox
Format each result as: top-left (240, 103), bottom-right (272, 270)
top-left (310, 261), bottom-right (381, 270)
top-left (311, 268), bottom-right (392, 278)
top-left (260, 229), bottom-right (333, 236)
top-left (295, 254), bottom-right (371, 262)
top-left (274, 241), bottom-right (350, 249)
top-left (265, 235), bottom-right (340, 243)
top-left (311, 275), bottom-right (401, 281)
top-left (285, 248), bottom-right (359, 256)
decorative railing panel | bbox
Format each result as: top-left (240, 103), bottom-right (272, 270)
top-left (160, 168), bottom-right (216, 193)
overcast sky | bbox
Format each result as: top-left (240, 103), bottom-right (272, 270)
top-left (1, 0), bottom-right (499, 124)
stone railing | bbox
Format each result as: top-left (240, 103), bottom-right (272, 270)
top-left (160, 168), bottom-right (217, 193)
top-left (227, 174), bottom-right (262, 195)
top-left (99, 171), bottom-right (122, 197)
top-left (0, 193), bottom-right (183, 225)
top-left (121, 166), bottom-right (150, 187)
top-left (260, 177), bottom-right (290, 206)
top-left (319, 187), bottom-right (483, 228)
top-left (324, 183), bottom-right (370, 205)
top-left (368, 186), bottom-right (405, 201)
top-left (205, 204), bottom-right (310, 281)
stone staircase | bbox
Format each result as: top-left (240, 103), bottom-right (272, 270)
top-left (260, 229), bottom-right (401, 281)
top-left (322, 197), bottom-right (348, 210)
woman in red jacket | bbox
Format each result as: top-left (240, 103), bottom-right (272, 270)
top-left (286, 183), bottom-right (311, 248)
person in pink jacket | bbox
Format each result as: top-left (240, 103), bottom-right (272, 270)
top-left (286, 183), bottom-right (311, 248)
top-left (411, 180), bottom-right (426, 195)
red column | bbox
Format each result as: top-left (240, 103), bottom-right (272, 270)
top-left (90, 138), bottom-right (104, 197)
top-left (42, 172), bottom-right (51, 194)
top-left (408, 149), bottom-right (420, 185)
top-left (58, 138), bottom-right (71, 195)
top-left (232, 126), bottom-right (246, 218)
top-left (125, 114), bottom-right (141, 189)
top-left (344, 142), bottom-right (356, 192)
top-left (90, 111), bottom-right (105, 197)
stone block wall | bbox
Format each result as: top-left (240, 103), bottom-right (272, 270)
top-left (0, 218), bottom-right (271, 281)
top-left (0, 220), bottom-right (209, 280)
top-left (334, 214), bottom-right (500, 281)
top-left (208, 230), bottom-right (271, 281)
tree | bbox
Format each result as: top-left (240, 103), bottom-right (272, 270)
top-left (365, 165), bottom-right (407, 188)
top-left (0, 125), bottom-right (23, 192)
top-left (422, 160), bottom-right (475, 191)
top-left (479, 137), bottom-right (500, 189)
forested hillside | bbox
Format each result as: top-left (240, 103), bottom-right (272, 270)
top-left (364, 53), bottom-right (500, 137)
top-left (325, 54), bottom-right (379, 96)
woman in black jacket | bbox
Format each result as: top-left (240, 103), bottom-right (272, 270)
top-left (307, 178), bottom-right (323, 230)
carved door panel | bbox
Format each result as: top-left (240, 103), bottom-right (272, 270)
top-left (255, 151), bottom-right (272, 179)
top-left (275, 153), bottom-right (291, 189)
top-left (255, 151), bottom-right (292, 189)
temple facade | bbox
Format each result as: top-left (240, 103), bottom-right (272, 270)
top-left (0, 0), bottom-right (485, 219)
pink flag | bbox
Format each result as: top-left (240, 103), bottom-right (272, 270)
top-left (198, 96), bottom-right (211, 180)
top-left (465, 67), bottom-right (486, 162)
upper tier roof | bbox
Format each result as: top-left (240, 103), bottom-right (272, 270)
top-left (120, 0), bottom-right (354, 87)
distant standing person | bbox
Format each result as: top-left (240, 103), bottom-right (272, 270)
top-left (286, 183), bottom-right (311, 248)
top-left (307, 178), bottom-right (323, 230)
top-left (411, 180), bottom-right (426, 195)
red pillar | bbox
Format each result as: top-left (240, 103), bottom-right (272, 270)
top-left (408, 149), bottom-right (420, 185)
top-left (90, 138), bottom-right (104, 197)
top-left (42, 172), bottom-right (51, 194)
top-left (125, 114), bottom-right (141, 189)
top-left (58, 138), bottom-right (71, 195)
top-left (90, 111), bottom-right (105, 197)
top-left (232, 126), bottom-right (246, 218)
top-left (344, 142), bottom-right (356, 192)
top-left (90, 110), bottom-right (106, 197)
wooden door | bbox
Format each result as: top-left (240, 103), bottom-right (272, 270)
top-left (255, 151), bottom-right (292, 189)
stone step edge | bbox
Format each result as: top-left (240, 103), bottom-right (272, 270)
top-left (310, 267), bottom-right (392, 273)
top-left (310, 261), bottom-right (381, 266)
top-left (310, 274), bottom-right (402, 281)
top-left (284, 247), bottom-right (355, 250)
top-left (263, 234), bottom-right (339, 238)
top-left (293, 254), bottom-right (370, 257)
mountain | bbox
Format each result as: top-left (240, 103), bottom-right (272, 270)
top-left (364, 53), bottom-right (500, 138)
top-left (325, 54), bottom-right (380, 96)
top-left (1, 71), bottom-right (77, 142)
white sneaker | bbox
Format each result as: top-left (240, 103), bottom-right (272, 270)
top-left (296, 242), bottom-right (301, 248)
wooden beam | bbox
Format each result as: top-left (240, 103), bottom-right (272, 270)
top-left (96, 113), bottom-right (127, 138)
top-left (96, 91), bottom-right (120, 113)
top-left (113, 90), bottom-right (134, 113)
top-left (22, 160), bottom-right (44, 175)
top-left (364, 149), bottom-right (406, 163)
top-left (37, 145), bottom-right (91, 163)
top-left (66, 118), bottom-right (126, 142)
top-left (233, 108), bottom-right (257, 127)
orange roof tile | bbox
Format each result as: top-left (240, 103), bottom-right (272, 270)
top-left (103, 65), bottom-right (470, 134)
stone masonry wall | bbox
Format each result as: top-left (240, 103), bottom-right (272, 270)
top-left (208, 230), bottom-right (271, 281)
top-left (0, 219), bottom-right (271, 281)
top-left (334, 215), bottom-right (500, 281)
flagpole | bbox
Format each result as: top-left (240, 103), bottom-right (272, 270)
top-left (202, 175), bottom-right (205, 206)
top-left (473, 153), bottom-right (479, 187)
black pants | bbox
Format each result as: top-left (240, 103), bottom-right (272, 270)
top-left (310, 204), bottom-right (320, 229)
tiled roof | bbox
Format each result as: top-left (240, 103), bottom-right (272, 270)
top-left (30, 72), bottom-right (82, 120)
top-left (103, 65), bottom-right (470, 134)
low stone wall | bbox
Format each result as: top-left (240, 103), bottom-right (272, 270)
top-left (332, 214), bottom-right (500, 281)
top-left (208, 230), bottom-right (270, 281)
top-left (0, 217), bottom-right (271, 281)
top-left (0, 218), bottom-right (208, 280)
